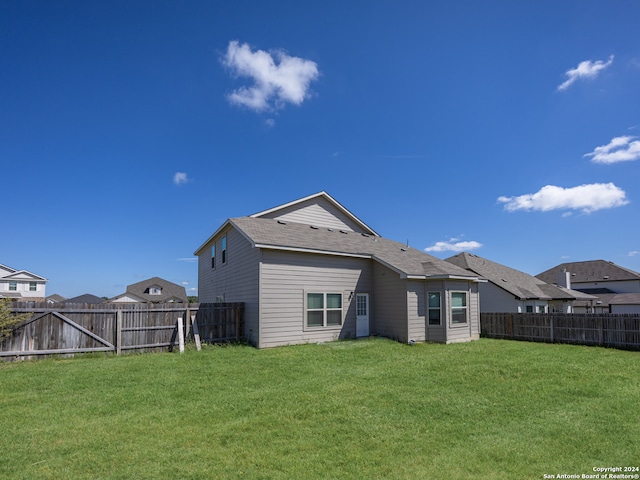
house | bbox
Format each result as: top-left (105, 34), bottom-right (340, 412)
top-left (195, 192), bottom-right (484, 348)
top-left (0, 263), bottom-right (47, 301)
top-left (46, 294), bottom-right (66, 305)
top-left (536, 260), bottom-right (640, 313)
top-left (109, 277), bottom-right (188, 303)
top-left (445, 253), bottom-right (595, 313)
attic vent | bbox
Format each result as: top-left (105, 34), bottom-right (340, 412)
top-left (277, 220), bottom-right (286, 225)
top-left (310, 225), bottom-right (319, 230)
top-left (400, 247), bottom-right (407, 252)
top-left (361, 233), bottom-right (370, 238)
top-left (603, 276), bottom-right (609, 279)
top-left (339, 230), bottom-right (348, 234)
top-left (327, 228), bottom-right (334, 232)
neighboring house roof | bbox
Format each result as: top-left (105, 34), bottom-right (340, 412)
top-left (445, 252), bottom-right (595, 300)
top-left (0, 263), bottom-right (48, 281)
top-left (537, 260), bottom-right (640, 284)
top-left (46, 294), bottom-right (66, 304)
top-left (64, 294), bottom-right (105, 304)
top-left (609, 293), bottom-right (640, 306)
top-left (224, 216), bottom-right (481, 281)
top-left (122, 277), bottom-right (188, 303)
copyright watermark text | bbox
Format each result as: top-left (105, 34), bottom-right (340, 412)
top-left (543, 467), bottom-right (639, 479)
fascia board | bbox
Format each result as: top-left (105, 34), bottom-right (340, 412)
top-left (404, 274), bottom-right (486, 283)
top-left (254, 243), bottom-right (371, 259)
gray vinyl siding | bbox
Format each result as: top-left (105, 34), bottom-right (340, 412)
top-left (478, 282), bottom-right (520, 312)
top-left (407, 280), bottom-right (426, 342)
top-left (257, 197), bottom-right (368, 233)
top-left (197, 226), bottom-right (261, 345)
top-left (259, 250), bottom-right (373, 348)
top-left (372, 262), bottom-right (408, 343)
top-left (444, 280), bottom-right (480, 344)
top-left (571, 280), bottom-right (640, 294)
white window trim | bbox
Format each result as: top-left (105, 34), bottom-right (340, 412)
top-left (427, 291), bottom-right (442, 326)
top-left (304, 291), bottom-right (344, 330)
top-left (450, 291), bottom-right (469, 327)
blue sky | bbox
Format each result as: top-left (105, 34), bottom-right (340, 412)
top-left (2, 0), bottom-right (640, 298)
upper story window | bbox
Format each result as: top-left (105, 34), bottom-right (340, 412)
top-left (451, 292), bottom-right (468, 325)
top-left (9, 281), bottom-right (17, 291)
top-left (211, 245), bottom-right (216, 269)
top-left (221, 235), bottom-right (227, 264)
top-left (145, 286), bottom-right (162, 295)
top-left (428, 292), bottom-right (441, 325)
top-left (29, 282), bottom-right (37, 292)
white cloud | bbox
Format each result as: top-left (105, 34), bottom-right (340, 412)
top-left (557, 55), bottom-right (614, 91)
top-left (498, 183), bottom-right (629, 214)
top-left (176, 257), bottom-right (198, 263)
top-left (173, 172), bottom-right (189, 185)
top-left (629, 251), bottom-right (640, 257)
top-left (425, 238), bottom-right (483, 253)
top-left (222, 40), bottom-right (319, 112)
top-left (584, 136), bottom-right (640, 164)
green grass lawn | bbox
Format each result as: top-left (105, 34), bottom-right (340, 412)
top-left (1, 338), bottom-right (638, 479)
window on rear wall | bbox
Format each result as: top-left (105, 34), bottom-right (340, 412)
top-left (450, 291), bottom-right (468, 325)
top-left (306, 293), bottom-right (343, 328)
top-left (428, 292), bottom-right (441, 325)
top-left (211, 245), bottom-right (216, 269)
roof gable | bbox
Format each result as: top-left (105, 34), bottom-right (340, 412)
top-left (250, 192), bottom-right (379, 236)
top-left (0, 264), bottom-right (47, 281)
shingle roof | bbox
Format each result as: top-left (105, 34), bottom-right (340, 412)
top-left (230, 217), bottom-right (480, 280)
top-left (537, 260), bottom-right (640, 284)
top-left (63, 294), bottom-right (105, 304)
top-left (125, 277), bottom-right (188, 303)
top-left (445, 252), bottom-right (595, 300)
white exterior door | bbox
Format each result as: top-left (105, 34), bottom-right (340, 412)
top-left (356, 293), bottom-right (369, 337)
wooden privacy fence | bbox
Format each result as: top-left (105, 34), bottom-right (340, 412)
top-left (194, 303), bottom-right (244, 343)
top-left (481, 313), bottom-right (640, 350)
top-left (1, 302), bottom-right (244, 361)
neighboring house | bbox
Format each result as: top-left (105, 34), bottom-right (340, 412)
top-left (0, 263), bottom-right (47, 301)
top-left (195, 192), bottom-right (484, 348)
top-left (46, 294), bottom-right (66, 305)
top-left (109, 277), bottom-right (188, 303)
top-left (445, 252), bottom-right (595, 313)
top-left (63, 294), bottom-right (105, 304)
top-left (537, 260), bottom-right (640, 313)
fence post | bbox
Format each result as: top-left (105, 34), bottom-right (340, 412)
top-left (550, 315), bottom-right (554, 343)
top-left (116, 309), bottom-right (122, 355)
top-left (177, 317), bottom-right (184, 354)
top-left (191, 314), bottom-right (201, 351)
